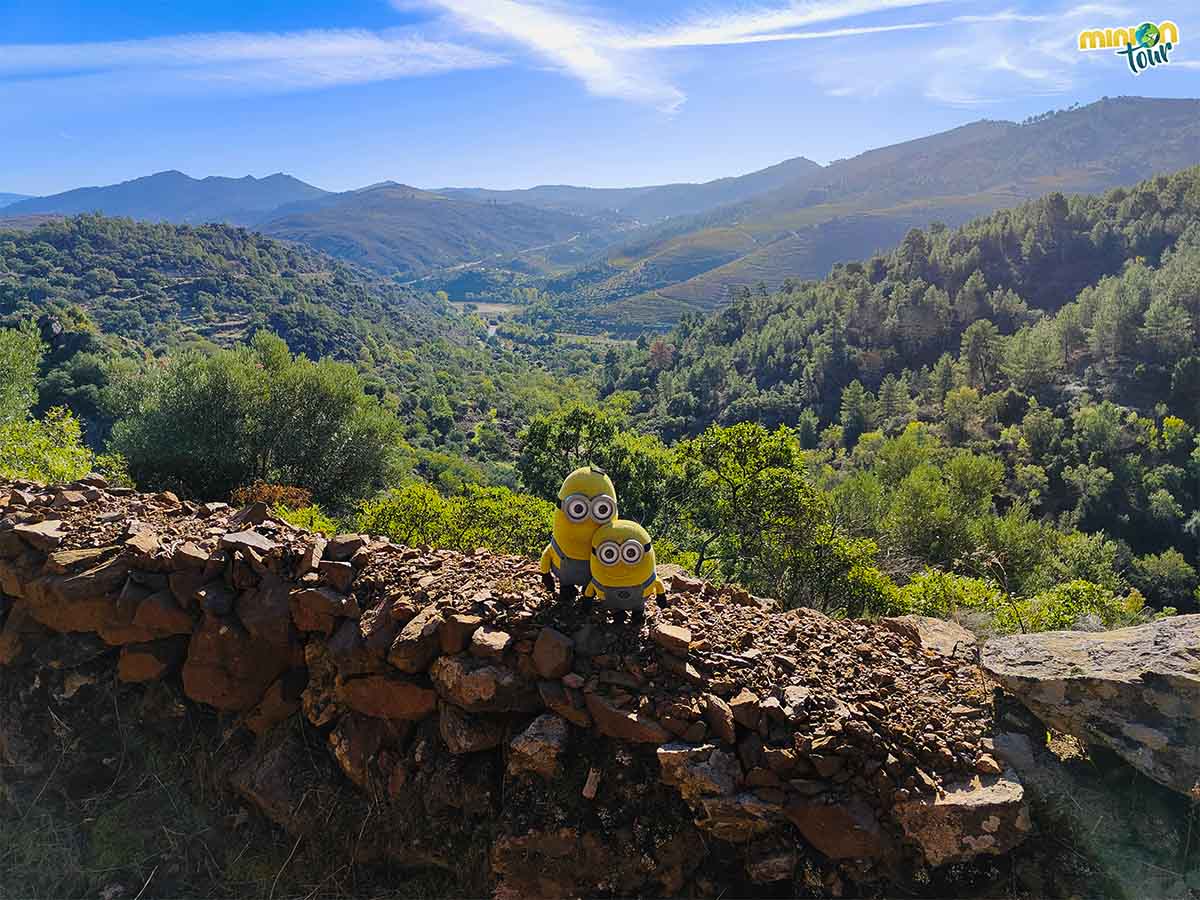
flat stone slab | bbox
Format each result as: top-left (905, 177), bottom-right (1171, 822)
top-left (982, 615), bottom-right (1200, 796)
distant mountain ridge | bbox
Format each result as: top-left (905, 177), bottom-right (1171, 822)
top-left (3, 171), bottom-right (329, 225)
top-left (258, 183), bottom-right (602, 277)
top-left (438, 155), bottom-right (823, 222)
top-left (561, 97), bottom-right (1200, 329)
top-left (0, 193), bottom-right (31, 209)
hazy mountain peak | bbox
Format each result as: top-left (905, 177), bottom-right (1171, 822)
top-left (3, 169), bottom-right (329, 225)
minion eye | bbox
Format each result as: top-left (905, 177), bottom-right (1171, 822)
top-left (597, 542), bottom-right (620, 565)
top-left (621, 540), bottom-right (644, 564)
top-left (564, 494), bottom-right (589, 521)
top-left (589, 495), bottom-right (616, 522)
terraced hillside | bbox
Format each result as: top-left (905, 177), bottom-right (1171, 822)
top-left (563, 97), bottom-right (1200, 330)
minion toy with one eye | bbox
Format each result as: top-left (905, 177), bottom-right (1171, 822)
top-left (540, 466), bottom-right (618, 601)
top-left (584, 519), bottom-right (666, 620)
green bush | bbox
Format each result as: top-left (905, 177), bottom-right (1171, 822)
top-left (110, 332), bottom-right (405, 506)
top-left (356, 482), bottom-right (554, 557)
top-left (995, 580), bottom-right (1148, 632)
top-left (274, 504), bottom-right (341, 536)
top-left (895, 569), bottom-right (1005, 619)
top-left (0, 407), bottom-right (95, 483)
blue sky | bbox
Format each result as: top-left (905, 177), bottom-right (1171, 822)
top-left (2, 0), bottom-right (1197, 195)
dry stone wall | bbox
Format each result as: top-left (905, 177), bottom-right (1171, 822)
top-left (0, 477), bottom-right (1033, 896)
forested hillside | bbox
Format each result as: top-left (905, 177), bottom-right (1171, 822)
top-left (2, 165), bottom-right (1197, 635)
top-left (610, 166), bottom-right (1200, 435)
top-left (260, 183), bottom-right (610, 277)
top-left (532, 98), bottom-right (1200, 331)
top-left (0, 215), bottom-right (599, 470)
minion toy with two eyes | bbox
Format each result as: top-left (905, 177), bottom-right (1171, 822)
top-left (584, 519), bottom-right (666, 620)
top-left (540, 466), bottom-right (619, 602)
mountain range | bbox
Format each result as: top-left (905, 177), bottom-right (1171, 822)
top-left (2, 171), bottom-right (327, 225)
top-left (5, 97), bottom-right (1200, 330)
top-left (552, 97), bottom-right (1200, 329)
top-left (437, 155), bottom-right (822, 221)
top-left (0, 193), bottom-right (31, 209)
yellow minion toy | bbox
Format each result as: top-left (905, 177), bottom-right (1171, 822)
top-left (540, 466), bottom-right (618, 601)
top-left (584, 519), bottom-right (665, 620)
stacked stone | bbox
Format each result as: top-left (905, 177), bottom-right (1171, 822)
top-left (0, 477), bottom-right (1032, 886)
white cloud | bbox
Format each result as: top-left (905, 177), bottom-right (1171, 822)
top-left (413, 0), bottom-right (969, 108)
top-left (0, 28), bottom-right (505, 92)
top-left (812, 2), bottom-right (1140, 105)
top-left (619, 0), bottom-right (953, 48)
top-left (412, 0), bottom-right (686, 110)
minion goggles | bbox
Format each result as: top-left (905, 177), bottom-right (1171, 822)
top-left (593, 539), bottom-right (652, 565)
top-left (561, 493), bottom-right (616, 523)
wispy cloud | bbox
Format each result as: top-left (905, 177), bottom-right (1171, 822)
top-left (0, 28), bottom-right (505, 92)
top-left (618, 0), bottom-right (953, 48)
top-left (413, 0), bottom-right (964, 108)
top-left (813, 2), bottom-right (1138, 105)
top-left (410, 0), bottom-right (686, 110)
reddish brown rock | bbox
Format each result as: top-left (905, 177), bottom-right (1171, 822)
top-left (893, 770), bottom-right (1030, 867)
top-left (658, 742), bottom-right (741, 800)
top-left (651, 623), bottom-right (692, 656)
top-left (194, 581), bottom-right (235, 616)
top-left (236, 575), bottom-right (290, 646)
top-left (328, 713), bottom-right (406, 787)
top-left (532, 627), bottom-right (574, 679)
top-left (173, 541), bottom-right (209, 570)
top-left (168, 568), bottom-right (208, 611)
top-left (882, 615), bottom-right (977, 660)
top-left (729, 688), bottom-right (762, 730)
top-left (129, 589), bottom-right (195, 637)
top-left (0, 606), bottom-right (48, 665)
top-left (328, 616), bottom-right (387, 677)
top-left (470, 626), bottom-right (512, 660)
top-left (786, 796), bottom-right (893, 860)
top-left (326, 533), bottom-right (367, 561)
top-left (586, 694), bottom-right (670, 743)
top-left (388, 604), bottom-right (442, 673)
top-left (23, 554), bottom-right (130, 632)
top-left (14, 519), bottom-right (65, 552)
top-left (537, 680), bottom-right (592, 727)
top-left (182, 615), bottom-right (290, 711)
top-left (118, 637), bottom-right (189, 683)
top-left (508, 714), bottom-right (569, 780)
top-left (704, 693), bottom-right (737, 744)
top-left (439, 701), bottom-right (505, 754)
top-left (335, 673), bottom-right (437, 721)
top-left (44, 546), bottom-right (116, 574)
top-left (301, 641), bottom-right (344, 728)
top-left (291, 586), bottom-right (357, 629)
top-left (429, 654), bottom-right (539, 713)
top-left (245, 669), bottom-right (308, 735)
top-left (439, 612), bottom-right (482, 654)
top-left (298, 537), bottom-right (326, 575)
top-left (221, 530), bottom-right (277, 556)
top-left (318, 560), bottom-right (355, 592)
top-left (124, 529), bottom-right (160, 560)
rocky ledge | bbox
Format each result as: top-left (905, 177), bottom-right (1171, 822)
top-left (1, 477), bottom-right (1180, 897)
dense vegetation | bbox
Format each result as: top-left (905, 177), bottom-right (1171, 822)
top-left (2, 164), bottom-right (1197, 633)
top-left (0, 215), bottom-right (601, 482)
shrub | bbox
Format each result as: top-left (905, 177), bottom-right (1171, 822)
top-left (0, 407), bottom-right (95, 483)
top-left (995, 580), bottom-right (1147, 632)
top-left (110, 332), bottom-right (405, 506)
top-left (356, 482), bottom-right (555, 558)
top-left (231, 481), bottom-right (313, 509)
top-left (895, 569), bottom-right (1005, 619)
top-left (274, 504), bottom-right (340, 536)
